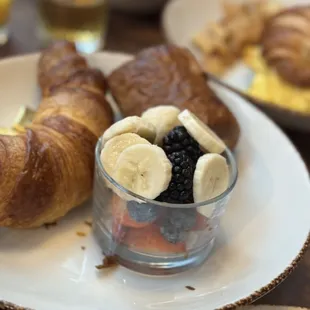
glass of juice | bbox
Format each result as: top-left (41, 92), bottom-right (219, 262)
top-left (38, 0), bottom-right (108, 54)
top-left (0, 0), bottom-right (12, 45)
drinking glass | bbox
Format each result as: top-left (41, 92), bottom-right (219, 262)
top-left (92, 138), bottom-right (238, 275)
top-left (37, 0), bottom-right (109, 54)
top-left (0, 0), bottom-right (12, 45)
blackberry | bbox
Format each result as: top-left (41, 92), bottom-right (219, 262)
top-left (127, 201), bottom-right (159, 223)
top-left (163, 126), bottom-right (203, 163)
top-left (157, 151), bottom-right (195, 203)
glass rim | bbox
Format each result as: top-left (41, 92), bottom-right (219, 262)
top-left (95, 137), bottom-right (238, 208)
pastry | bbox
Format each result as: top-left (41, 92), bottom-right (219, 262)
top-left (262, 6), bottom-right (310, 87)
top-left (193, 0), bottom-right (280, 75)
top-left (38, 40), bottom-right (107, 97)
top-left (107, 45), bottom-right (240, 150)
top-left (244, 45), bottom-right (310, 114)
top-left (0, 41), bottom-right (113, 228)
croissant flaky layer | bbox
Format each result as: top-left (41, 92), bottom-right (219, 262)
top-left (262, 6), bottom-right (310, 87)
top-left (0, 42), bottom-right (113, 228)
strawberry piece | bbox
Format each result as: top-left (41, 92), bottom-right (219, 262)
top-left (192, 212), bottom-right (209, 231)
top-left (125, 224), bottom-right (186, 254)
top-left (111, 194), bottom-right (149, 228)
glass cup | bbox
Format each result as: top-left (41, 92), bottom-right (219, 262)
top-left (37, 0), bottom-right (109, 54)
top-left (0, 0), bottom-right (12, 45)
top-left (92, 138), bottom-right (238, 275)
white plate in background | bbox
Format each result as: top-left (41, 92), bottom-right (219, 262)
top-left (162, 0), bottom-right (310, 131)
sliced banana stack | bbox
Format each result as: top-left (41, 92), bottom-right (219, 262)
top-left (113, 144), bottom-right (172, 200)
top-left (99, 107), bottom-right (233, 204)
top-left (100, 133), bottom-right (150, 177)
top-left (141, 105), bottom-right (181, 146)
top-left (178, 109), bottom-right (226, 154)
top-left (193, 154), bottom-right (229, 203)
top-left (102, 116), bottom-right (156, 146)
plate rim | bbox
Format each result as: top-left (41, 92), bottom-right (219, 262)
top-left (241, 306), bottom-right (310, 310)
top-left (218, 235), bottom-right (310, 310)
top-left (0, 51), bottom-right (309, 310)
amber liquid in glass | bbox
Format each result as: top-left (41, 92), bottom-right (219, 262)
top-left (0, 0), bottom-right (12, 44)
top-left (38, 0), bottom-right (108, 53)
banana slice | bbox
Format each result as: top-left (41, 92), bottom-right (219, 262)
top-left (114, 144), bottom-right (172, 199)
top-left (141, 105), bottom-right (181, 145)
top-left (178, 109), bottom-right (226, 154)
top-left (102, 116), bottom-right (156, 146)
top-left (193, 154), bottom-right (229, 203)
top-left (100, 133), bottom-right (150, 177)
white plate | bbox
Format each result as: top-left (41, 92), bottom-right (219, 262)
top-left (0, 52), bottom-right (309, 310)
top-left (162, 0), bottom-right (310, 131)
top-left (163, 0), bottom-right (310, 64)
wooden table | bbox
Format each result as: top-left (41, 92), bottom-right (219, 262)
top-left (1, 0), bottom-right (309, 308)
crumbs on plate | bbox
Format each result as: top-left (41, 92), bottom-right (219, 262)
top-left (84, 220), bottom-right (92, 227)
top-left (185, 286), bottom-right (196, 291)
top-left (96, 256), bottom-right (118, 270)
top-left (76, 231), bottom-right (87, 237)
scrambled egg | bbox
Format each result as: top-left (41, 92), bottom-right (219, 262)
top-left (243, 46), bottom-right (310, 114)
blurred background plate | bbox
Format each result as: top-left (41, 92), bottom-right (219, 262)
top-left (162, 0), bottom-right (310, 132)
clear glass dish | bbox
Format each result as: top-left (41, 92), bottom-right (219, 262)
top-left (92, 138), bottom-right (238, 275)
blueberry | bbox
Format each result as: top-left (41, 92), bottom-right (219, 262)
top-left (166, 208), bottom-right (197, 231)
top-left (127, 201), bottom-right (159, 223)
top-left (160, 225), bottom-right (187, 244)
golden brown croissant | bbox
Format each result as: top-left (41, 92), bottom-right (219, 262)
top-left (0, 41), bottom-right (113, 228)
top-left (262, 6), bottom-right (310, 87)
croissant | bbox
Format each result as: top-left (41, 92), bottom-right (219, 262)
top-left (0, 41), bottom-right (113, 228)
top-left (262, 6), bottom-right (310, 87)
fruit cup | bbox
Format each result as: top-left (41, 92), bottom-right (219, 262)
top-left (92, 138), bottom-right (238, 275)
